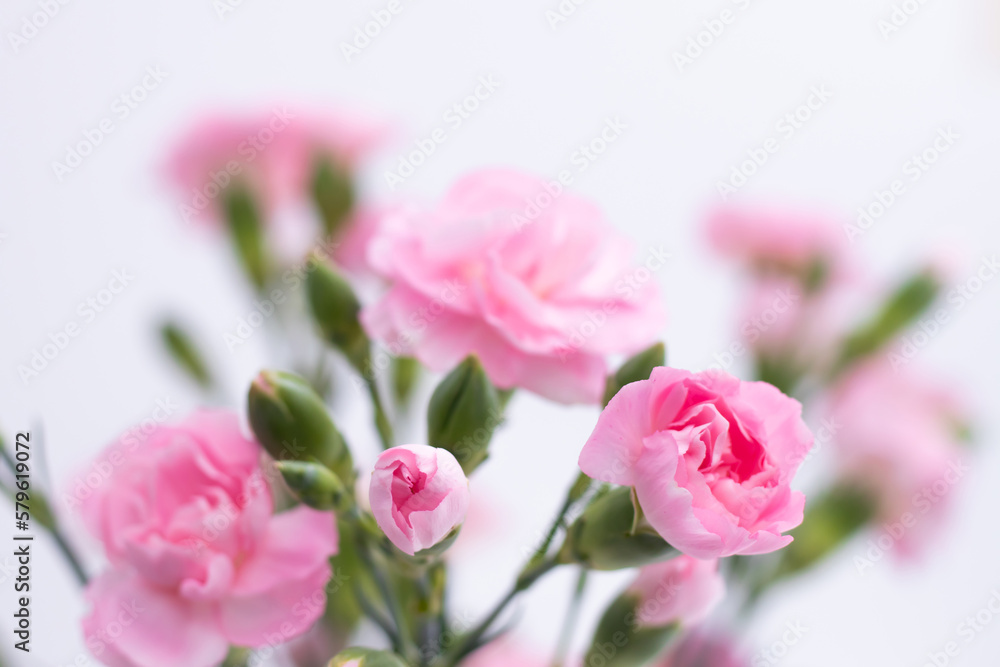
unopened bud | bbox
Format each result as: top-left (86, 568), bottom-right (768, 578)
top-left (559, 486), bottom-right (675, 571)
top-left (603, 342), bottom-right (666, 406)
top-left (310, 157), bottom-right (356, 239)
top-left (427, 356), bottom-right (501, 475)
top-left (222, 185), bottom-right (269, 290)
top-left (247, 370), bottom-right (353, 483)
top-left (275, 460), bottom-right (350, 512)
top-left (306, 259), bottom-right (370, 372)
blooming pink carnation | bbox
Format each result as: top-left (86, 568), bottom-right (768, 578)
top-left (361, 169), bottom-right (666, 404)
top-left (705, 205), bottom-right (851, 282)
top-left (166, 108), bottom-right (385, 224)
top-left (579, 367), bottom-right (812, 559)
top-left (369, 445), bottom-right (471, 556)
top-left (826, 361), bottom-right (968, 554)
top-left (78, 410), bottom-right (339, 667)
top-left (629, 556), bottom-right (725, 628)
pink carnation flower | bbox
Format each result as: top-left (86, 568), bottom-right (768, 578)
top-left (78, 410), bottom-right (339, 667)
top-left (705, 205), bottom-right (851, 283)
top-left (826, 361), bottom-right (969, 555)
top-left (361, 168), bottom-right (666, 404)
top-left (166, 108), bottom-right (386, 224)
top-left (579, 367), bottom-right (812, 559)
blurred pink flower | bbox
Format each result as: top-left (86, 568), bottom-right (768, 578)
top-left (464, 640), bottom-right (549, 667)
top-left (826, 361), bottom-right (969, 554)
top-left (630, 556), bottom-right (725, 628)
top-left (79, 410), bottom-right (339, 667)
top-left (166, 108), bottom-right (386, 224)
top-left (361, 168), bottom-right (666, 404)
top-left (331, 205), bottom-right (386, 276)
top-left (736, 275), bottom-right (843, 372)
top-left (579, 367), bottom-right (812, 559)
top-left (705, 205), bottom-right (851, 284)
top-left (369, 445), bottom-right (470, 556)
top-left (659, 630), bottom-right (748, 667)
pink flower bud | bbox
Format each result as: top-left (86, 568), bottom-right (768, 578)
top-left (369, 445), bottom-right (471, 555)
top-left (629, 556), bottom-right (725, 628)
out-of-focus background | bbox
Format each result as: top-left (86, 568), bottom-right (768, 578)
top-left (2, 0), bottom-right (999, 664)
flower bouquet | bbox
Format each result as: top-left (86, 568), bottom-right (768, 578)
top-left (6, 109), bottom-right (972, 667)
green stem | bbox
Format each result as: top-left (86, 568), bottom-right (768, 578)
top-left (414, 571), bottom-right (438, 667)
top-left (369, 546), bottom-right (414, 660)
top-left (353, 580), bottom-right (397, 641)
top-left (551, 569), bottom-right (588, 667)
top-left (437, 558), bottom-right (560, 667)
top-left (343, 504), bottom-right (416, 660)
top-left (366, 379), bottom-right (394, 450)
top-left (0, 443), bottom-right (88, 586)
top-left (532, 472), bottom-right (591, 565)
top-left (52, 528), bottom-right (88, 586)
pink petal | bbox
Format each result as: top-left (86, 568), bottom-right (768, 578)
top-left (578, 380), bottom-right (658, 486)
top-left (83, 570), bottom-right (228, 667)
top-left (218, 507), bottom-right (338, 646)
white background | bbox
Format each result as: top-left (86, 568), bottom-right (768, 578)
top-left (2, 0), bottom-right (1000, 665)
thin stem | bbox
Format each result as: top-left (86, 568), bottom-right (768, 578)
top-left (369, 551), bottom-right (412, 658)
top-left (551, 569), bottom-right (589, 667)
top-left (52, 528), bottom-right (88, 586)
top-left (414, 572), bottom-right (437, 667)
top-left (532, 472), bottom-right (591, 565)
top-left (353, 581), bottom-right (397, 641)
top-left (437, 558), bottom-right (560, 667)
top-left (0, 436), bottom-right (87, 586)
top-left (366, 379), bottom-right (394, 450)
